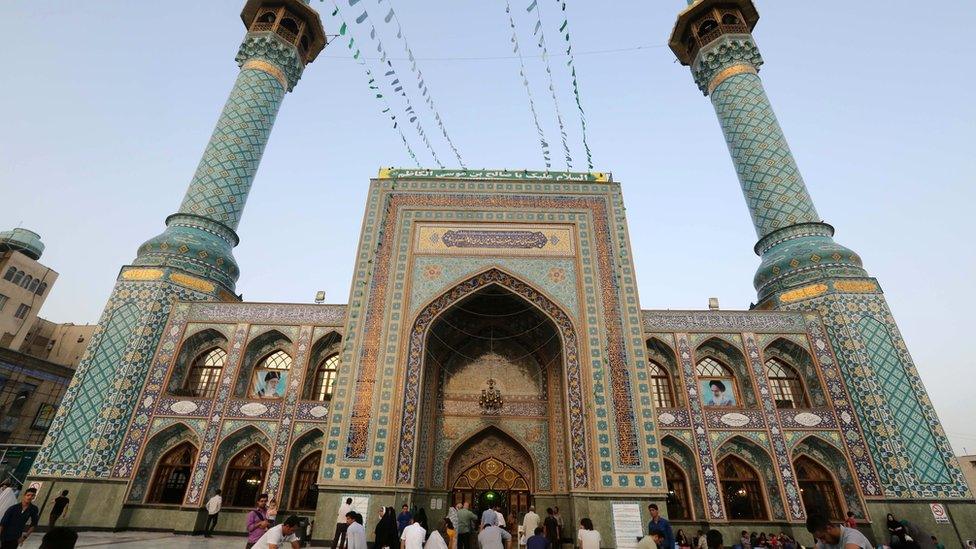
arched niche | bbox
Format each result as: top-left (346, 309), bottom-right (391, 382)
top-left (647, 337), bottom-right (683, 407)
top-left (128, 422), bottom-right (200, 504)
top-left (207, 426), bottom-right (272, 507)
top-left (393, 269), bottom-right (586, 490)
top-left (166, 329), bottom-right (229, 396)
top-left (793, 435), bottom-right (864, 519)
top-left (303, 331), bottom-right (342, 401)
top-left (715, 436), bottom-right (785, 520)
top-left (447, 426), bottom-right (535, 517)
top-left (281, 428), bottom-right (325, 511)
top-left (661, 435), bottom-right (704, 520)
top-left (234, 330), bottom-right (294, 398)
top-left (764, 338), bottom-right (827, 407)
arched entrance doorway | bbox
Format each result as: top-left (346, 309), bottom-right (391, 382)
top-left (398, 269), bottom-right (587, 495)
top-left (453, 457), bottom-right (531, 518)
top-left (448, 427), bottom-right (536, 518)
top-left (795, 455), bottom-right (844, 521)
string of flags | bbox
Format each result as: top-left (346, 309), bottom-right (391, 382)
top-left (375, 0), bottom-right (466, 168)
top-left (329, 4), bottom-right (421, 166)
top-left (504, 1), bottom-right (552, 169)
top-left (553, 0), bottom-right (594, 169)
top-left (526, 0), bottom-right (574, 169)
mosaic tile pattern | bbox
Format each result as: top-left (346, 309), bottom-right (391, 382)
top-left (409, 256), bottom-right (578, 317)
top-left (797, 295), bottom-right (970, 498)
top-left (641, 310), bottom-right (806, 333)
top-left (263, 326), bottom-right (313, 500)
top-left (326, 182), bottom-right (656, 491)
top-left (674, 334), bottom-right (724, 519)
top-left (177, 41), bottom-right (290, 230)
top-left (698, 36), bottom-right (820, 239)
top-left (35, 281), bottom-right (204, 478)
top-left (184, 324), bottom-right (249, 505)
top-left (744, 333), bottom-right (804, 520)
top-left (188, 302), bottom-right (346, 325)
top-left (792, 435), bottom-right (865, 518)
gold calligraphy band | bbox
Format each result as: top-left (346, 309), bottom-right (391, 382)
top-left (708, 64), bottom-right (757, 95)
top-left (242, 59), bottom-right (288, 89)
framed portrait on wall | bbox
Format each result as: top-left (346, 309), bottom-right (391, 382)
top-left (252, 369), bottom-right (288, 398)
top-left (699, 378), bottom-right (737, 407)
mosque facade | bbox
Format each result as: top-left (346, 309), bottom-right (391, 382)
top-left (25, 0), bottom-right (976, 545)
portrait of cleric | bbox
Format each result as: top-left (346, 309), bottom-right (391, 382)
top-left (700, 378), bottom-right (736, 407)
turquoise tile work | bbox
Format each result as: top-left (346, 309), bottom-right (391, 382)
top-left (709, 69), bottom-right (819, 239)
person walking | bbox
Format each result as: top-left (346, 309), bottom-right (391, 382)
top-left (448, 503), bottom-right (460, 533)
top-left (204, 489), bottom-right (221, 538)
top-left (246, 493), bottom-right (271, 549)
top-left (522, 506), bottom-right (540, 547)
top-left (334, 497), bottom-right (354, 549)
top-left (0, 487), bottom-right (39, 549)
top-left (374, 507), bottom-right (400, 549)
top-left (576, 518), bottom-right (600, 549)
top-left (251, 515), bottom-right (302, 549)
top-left (647, 504), bottom-right (673, 549)
top-left (543, 508), bottom-right (559, 549)
top-left (397, 505), bottom-right (413, 536)
top-left (478, 521), bottom-right (512, 549)
top-left (456, 502), bottom-right (478, 549)
top-left (482, 505), bottom-right (497, 528)
top-left (0, 484), bottom-right (15, 517)
top-left (48, 490), bottom-right (70, 528)
top-left (401, 518), bottom-right (426, 549)
top-left (552, 507), bottom-right (564, 545)
top-left (346, 512), bottom-right (368, 549)
top-left (426, 518), bottom-right (452, 549)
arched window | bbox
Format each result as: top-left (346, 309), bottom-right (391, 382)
top-left (290, 451), bottom-right (321, 510)
top-left (222, 444), bottom-right (270, 507)
top-left (718, 456), bottom-right (767, 520)
top-left (20, 275), bottom-right (32, 289)
top-left (280, 17), bottom-right (299, 34)
top-left (3, 267), bottom-right (15, 281)
top-left (27, 279), bottom-right (39, 292)
top-left (310, 354), bottom-right (339, 401)
top-left (721, 13), bottom-right (740, 25)
top-left (11, 271), bottom-right (23, 285)
top-left (35, 282), bottom-right (46, 296)
top-left (147, 441), bottom-right (197, 504)
top-left (696, 357), bottom-right (737, 407)
top-left (765, 358), bottom-right (808, 408)
top-left (185, 348), bottom-right (227, 399)
top-left (648, 359), bottom-right (675, 408)
top-left (258, 10), bottom-right (276, 23)
top-left (698, 19), bottom-right (718, 36)
top-left (664, 459), bottom-right (692, 520)
top-left (795, 455), bottom-right (844, 521)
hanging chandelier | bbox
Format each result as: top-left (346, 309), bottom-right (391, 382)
top-left (479, 377), bottom-right (503, 414)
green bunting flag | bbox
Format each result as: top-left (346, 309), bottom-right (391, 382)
top-left (326, 0), bottom-right (421, 166)
top-left (525, 0), bottom-right (573, 168)
top-left (371, 0), bottom-right (466, 168)
top-left (505, 1), bottom-right (552, 169)
top-left (553, 0), bottom-right (594, 169)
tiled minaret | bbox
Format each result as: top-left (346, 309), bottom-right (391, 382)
top-left (32, 0), bottom-right (326, 479)
top-left (669, 0), bottom-right (970, 499)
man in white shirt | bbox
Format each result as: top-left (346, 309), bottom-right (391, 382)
top-left (495, 505), bottom-right (506, 528)
top-left (251, 515), bottom-right (301, 549)
top-left (521, 507), bottom-right (539, 546)
top-left (345, 511), bottom-right (368, 549)
top-left (333, 497), bottom-right (354, 549)
top-left (806, 514), bottom-right (871, 549)
top-left (204, 489), bottom-right (221, 538)
top-left (401, 518), bottom-right (427, 549)
top-left (448, 503), bottom-right (460, 530)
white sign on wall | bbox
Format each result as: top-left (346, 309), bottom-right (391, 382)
top-left (340, 494), bottom-right (372, 527)
top-left (930, 503), bottom-right (950, 524)
top-left (611, 503), bottom-right (644, 549)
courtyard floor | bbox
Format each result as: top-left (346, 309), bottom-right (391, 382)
top-left (23, 532), bottom-right (248, 548)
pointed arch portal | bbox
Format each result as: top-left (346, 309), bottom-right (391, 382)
top-left (394, 268), bottom-right (588, 489)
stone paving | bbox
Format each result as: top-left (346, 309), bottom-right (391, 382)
top-left (23, 532), bottom-right (250, 548)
